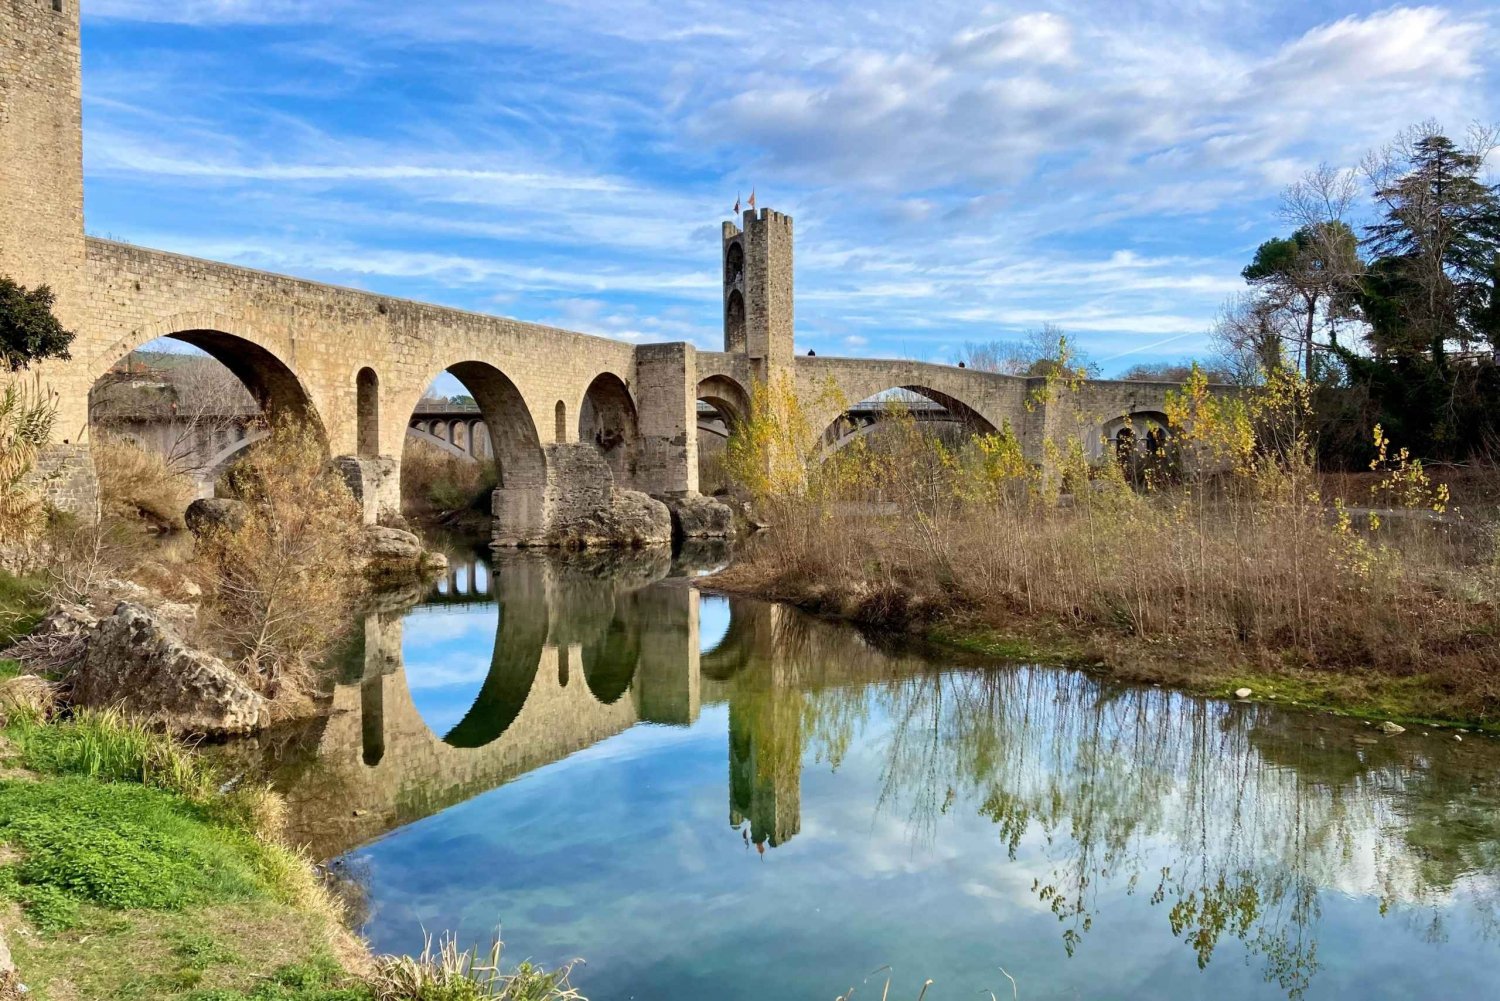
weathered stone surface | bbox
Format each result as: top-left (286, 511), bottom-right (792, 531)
top-left (549, 490), bottom-right (671, 549)
top-left (185, 497), bottom-right (248, 537)
top-left (336, 456), bottom-right (402, 527)
top-left (657, 493), bottom-right (736, 540)
top-left (363, 525), bottom-right (423, 562)
top-left (1378, 720), bottom-right (1407, 735)
top-left (67, 603), bottom-right (267, 737)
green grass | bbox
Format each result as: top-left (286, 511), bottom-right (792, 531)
top-left (4, 707), bottom-right (219, 798)
top-left (185, 957), bottom-right (373, 1001)
top-left (0, 777), bottom-right (272, 930)
top-left (0, 569), bottom-right (47, 646)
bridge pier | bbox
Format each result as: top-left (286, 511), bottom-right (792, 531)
top-left (335, 455), bottom-right (402, 526)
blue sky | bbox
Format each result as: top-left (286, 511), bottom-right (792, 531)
top-left (80, 1), bottom-right (1499, 374)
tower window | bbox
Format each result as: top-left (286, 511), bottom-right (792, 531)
top-left (53, 0), bottom-right (64, 12)
top-left (725, 241), bottom-right (744, 287)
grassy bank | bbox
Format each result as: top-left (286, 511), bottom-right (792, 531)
top-left (0, 706), bottom-right (583, 1001)
top-left (716, 369), bottom-right (1500, 732)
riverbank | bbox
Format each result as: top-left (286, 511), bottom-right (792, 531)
top-left (0, 706), bottom-right (582, 1000)
top-left (711, 498), bottom-right (1500, 734)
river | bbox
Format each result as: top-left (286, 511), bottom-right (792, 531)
top-left (248, 539), bottom-right (1500, 1001)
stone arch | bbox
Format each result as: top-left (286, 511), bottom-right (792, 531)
top-left (818, 384), bottom-right (998, 459)
top-left (725, 289), bottom-right (747, 353)
top-left (87, 325), bottom-right (327, 446)
top-left (696, 374), bottom-right (750, 494)
top-left (356, 367), bottom-right (379, 458)
top-left (578, 372), bottom-right (639, 490)
top-left (696, 375), bottom-right (750, 431)
top-left (1100, 410), bottom-right (1171, 459)
top-left (404, 361), bottom-right (547, 544)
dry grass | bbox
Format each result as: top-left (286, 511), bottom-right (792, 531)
top-left (92, 433), bottom-right (197, 532)
top-left (400, 439), bottom-right (497, 519)
top-left (719, 371), bottom-right (1500, 725)
top-left (374, 935), bottom-right (586, 1001)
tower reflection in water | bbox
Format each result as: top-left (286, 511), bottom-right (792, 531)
top-left (258, 544), bottom-right (1500, 1001)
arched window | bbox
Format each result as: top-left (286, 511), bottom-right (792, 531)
top-left (725, 290), bottom-right (746, 353)
top-left (725, 241), bottom-right (744, 286)
top-left (555, 400), bottom-right (567, 443)
top-left (356, 367), bottom-right (379, 457)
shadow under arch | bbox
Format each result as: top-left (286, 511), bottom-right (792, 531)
top-left (89, 326), bottom-right (329, 446)
top-left (819, 384), bottom-right (999, 459)
top-left (440, 565), bottom-right (551, 749)
top-left (582, 598), bottom-right (643, 706)
top-left (404, 360), bottom-right (547, 543)
top-left (579, 372), bottom-right (639, 489)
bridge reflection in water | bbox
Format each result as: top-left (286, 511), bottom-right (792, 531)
top-left (273, 545), bottom-right (918, 861)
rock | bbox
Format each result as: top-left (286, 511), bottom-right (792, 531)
top-left (656, 493), bottom-right (737, 540)
top-left (550, 490), bottom-right (671, 549)
top-left (1378, 720), bottom-right (1406, 735)
top-left (363, 526), bottom-right (424, 562)
top-left (66, 603), bottom-right (267, 738)
top-left (185, 498), bottom-right (248, 537)
top-left (179, 579), bottom-right (203, 599)
top-left (1455, 734), bottom-right (1463, 742)
top-left (0, 926), bottom-right (18, 996)
top-left (419, 551), bottom-right (449, 574)
top-left (1234, 688), bottom-right (1253, 699)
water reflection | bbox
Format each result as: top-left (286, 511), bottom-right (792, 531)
top-left (259, 545), bottom-right (1500, 1001)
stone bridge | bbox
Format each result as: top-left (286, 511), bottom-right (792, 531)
top-left (5, 1), bottom-right (1194, 541)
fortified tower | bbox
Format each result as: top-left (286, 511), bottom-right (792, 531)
top-left (0, 0), bottom-right (86, 307)
top-left (1, 0), bottom-right (96, 515)
top-left (721, 208), bottom-right (794, 376)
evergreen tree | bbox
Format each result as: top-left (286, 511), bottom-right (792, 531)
top-left (0, 278), bottom-right (74, 372)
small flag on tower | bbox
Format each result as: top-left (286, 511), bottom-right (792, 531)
top-left (748, 189), bottom-right (757, 212)
top-left (734, 193), bottom-right (741, 215)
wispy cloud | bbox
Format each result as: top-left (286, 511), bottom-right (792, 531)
top-left (77, 2), bottom-right (1500, 370)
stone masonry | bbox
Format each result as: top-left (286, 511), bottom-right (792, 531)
top-left (3, 0), bottom-right (1190, 542)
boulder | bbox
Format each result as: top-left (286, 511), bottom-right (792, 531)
top-left (657, 493), bottom-right (737, 540)
top-left (1378, 720), bottom-right (1407, 735)
top-left (185, 497), bottom-right (248, 537)
top-left (550, 490), bottom-right (672, 549)
top-left (363, 525), bottom-right (424, 562)
top-left (66, 603), bottom-right (267, 738)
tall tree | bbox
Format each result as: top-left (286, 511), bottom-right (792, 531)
top-left (1241, 221), bottom-right (1360, 381)
top-left (1361, 123), bottom-right (1500, 360)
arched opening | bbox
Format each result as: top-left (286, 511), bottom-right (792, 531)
top-left (400, 363), bottom-right (545, 536)
top-left (819, 386), bottom-right (997, 459)
top-left (356, 367), bottom-right (379, 458)
top-left (1102, 411), bottom-right (1172, 485)
top-left (725, 240), bottom-right (744, 287)
top-left (578, 373), bottom-right (639, 490)
top-left (696, 375), bottom-right (750, 496)
top-left (583, 611), bottom-right (641, 706)
top-left (554, 400), bottom-right (567, 443)
top-left (725, 290), bottom-right (747, 353)
top-left (87, 330), bottom-right (325, 516)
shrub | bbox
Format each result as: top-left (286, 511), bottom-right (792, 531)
top-left (0, 377), bottom-right (58, 546)
top-left (400, 439), bottom-right (497, 517)
top-left (196, 419), bottom-right (364, 698)
top-left (93, 432), bottom-right (197, 530)
top-left (4, 707), bottom-right (218, 799)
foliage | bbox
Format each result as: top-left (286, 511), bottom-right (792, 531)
top-left (197, 418), bottom-right (364, 694)
top-left (0, 777), bottom-right (270, 929)
top-left (0, 277), bottom-right (73, 372)
top-left (0, 376), bottom-right (59, 545)
top-left (962, 323), bottom-right (1101, 378)
top-left (0, 569), bottom-right (47, 645)
top-left (4, 707), bottom-right (218, 798)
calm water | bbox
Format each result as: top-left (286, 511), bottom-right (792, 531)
top-left (260, 543), bottom-right (1500, 1001)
